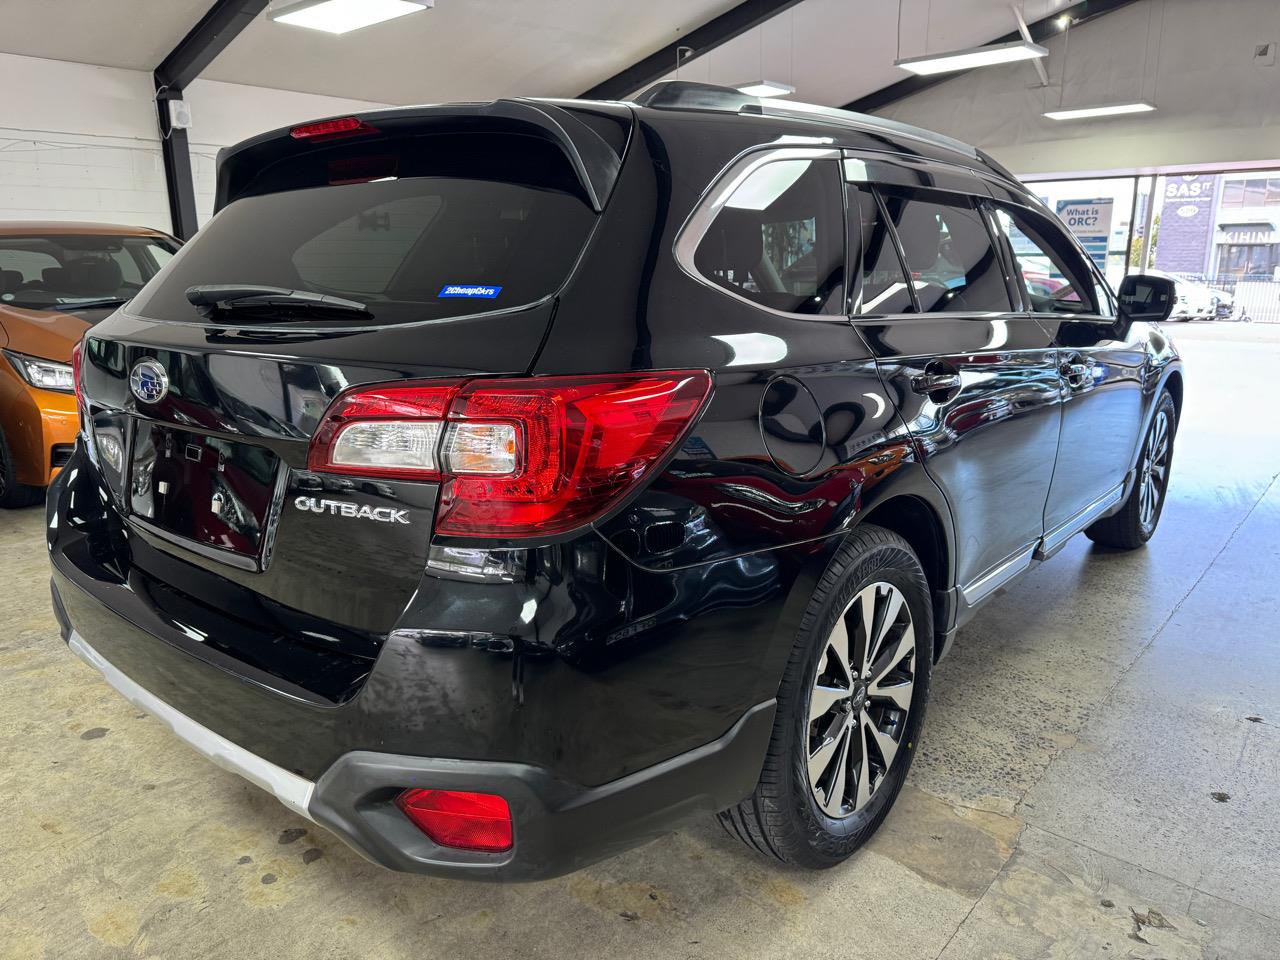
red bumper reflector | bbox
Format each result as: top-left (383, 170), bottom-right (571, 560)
top-left (395, 789), bottom-right (513, 853)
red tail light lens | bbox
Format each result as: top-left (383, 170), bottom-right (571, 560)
top-left (437, 372), bottom-right (712, 537)
top-left (308, 371), bottom-right (712, 538)
top-left (71, 340), bottom-right (85, 417)
top-left (395, 789), bottom-right (513, 853)
top-left (289, 117), bottom-right (378, 141)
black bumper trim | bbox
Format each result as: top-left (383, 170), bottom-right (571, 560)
top-left (308, 699), bottom-right (776, 881)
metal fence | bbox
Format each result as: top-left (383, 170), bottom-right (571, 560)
top-left (1210, 278), bottom-right (1280, 323)
top-left (1183, 276), bottom-right (1280, 323)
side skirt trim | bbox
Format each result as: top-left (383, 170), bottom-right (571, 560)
top-left (1035, 483), bottom-right (1125, 561)
top-left (960, 544), bottom-right (1037, 606)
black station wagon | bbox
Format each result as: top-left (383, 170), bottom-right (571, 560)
top-left (49, 82), bottom-right (1181, 879)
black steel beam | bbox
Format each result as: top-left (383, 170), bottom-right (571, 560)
top-left (844, 0), bottom-right (1142, 114)
top-left (154, 0), bottom-right (270, 239)
top-left (156, 0), bottom-right (270, 91)
top-left (159, 117), bottom-right (200, 242)
top-left (580, 0), bottom-right (808, 101)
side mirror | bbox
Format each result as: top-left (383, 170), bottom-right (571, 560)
top-left (1117, 274), bottom-right (1175, 323)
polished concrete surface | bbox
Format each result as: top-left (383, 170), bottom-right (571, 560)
top-left (2, 322), bottom-right (1277, 959)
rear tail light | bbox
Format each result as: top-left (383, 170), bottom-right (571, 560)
top-left (71, 340), bottom-right (85, 417)
top-left (395, 789), bottom-right (513, 853)
top-left (309, 371), bottom-right (712, 538)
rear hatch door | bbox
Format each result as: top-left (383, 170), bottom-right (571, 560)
top-left (81, 104), bottom-right (627, 637)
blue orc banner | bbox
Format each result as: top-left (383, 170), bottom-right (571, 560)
top-left (1056, 198), bottom-right (1114, 272)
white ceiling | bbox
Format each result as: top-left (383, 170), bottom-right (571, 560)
top-left (0, 0), bottom-right (215, 71)
top-left (205, 0), bottom-right (744, 103)
top-left (647, 0), bottom-right (1079, 108)
top-left (0, 0), bottom-right (1082, 108)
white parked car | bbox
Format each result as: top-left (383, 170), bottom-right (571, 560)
top-left (1140, 270), bottom-right (1217, 321)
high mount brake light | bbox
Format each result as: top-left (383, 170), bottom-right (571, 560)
top-left (308, 371), bottom-right (713, 538)
top-left (289, 117), bottom-right (379, 141)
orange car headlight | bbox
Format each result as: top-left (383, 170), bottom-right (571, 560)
top-left (3, 349), bottom-right (75, 393)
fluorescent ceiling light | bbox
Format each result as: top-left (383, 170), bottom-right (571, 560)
top-left (895, 39), bottom-right (1048, 76)
top-left (736, 80), bottom-right (796, 98)
top-left (271, 0), bottom-right (431, 35)
top-left (1043, 102), bottom-right (1156, 121)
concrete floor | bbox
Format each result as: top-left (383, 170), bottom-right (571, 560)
top-left (2, 322), bottom-right (1278, 959)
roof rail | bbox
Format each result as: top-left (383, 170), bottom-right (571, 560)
top-left (631, 81), bottom-right (980, 161)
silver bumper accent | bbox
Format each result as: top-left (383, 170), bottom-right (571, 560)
top-left (68, 631), bottom-right (315, 821)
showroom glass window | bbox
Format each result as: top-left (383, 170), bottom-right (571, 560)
top-left (847, 185), bottom-right (913, 314)
top-left (881, 190), bottom-right (1011, 313)
top-left (693, 157), bottom-right (846, 314)
top-left (993, 205), bottom-right (1100, 315)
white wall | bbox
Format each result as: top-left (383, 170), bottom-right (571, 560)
top-left (876, 0), bottom-right (1280, 178)
top-left (0, 54), bottom-right (169, 227)
top-left (0, 52), bottom-right (387, 232)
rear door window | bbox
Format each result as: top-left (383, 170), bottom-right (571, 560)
top-left (692, 157), bottom-right (845, 314)
top-left (847, 185), bottom-right (912, 314)
top-left (882, 190), bottom-right (1012, 313)
top-left (129, 133), bottom-right (597, 326)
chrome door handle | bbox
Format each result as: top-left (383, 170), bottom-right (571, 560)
top-left (910, 371), bottom-right (961, 396)
top-left (1060, 358), bottom-right (1093, 387)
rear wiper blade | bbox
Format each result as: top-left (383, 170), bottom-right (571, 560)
top-left (185, 284), bottom-right (369, 317)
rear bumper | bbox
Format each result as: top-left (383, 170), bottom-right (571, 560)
top-left (59, 603), bottom-right (774, 881)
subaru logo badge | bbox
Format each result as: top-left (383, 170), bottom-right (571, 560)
top-left (129, 359), bottom-right (169, 404)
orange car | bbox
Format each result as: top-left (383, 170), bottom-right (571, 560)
top-left (0, 222), bottom-right (179, 506)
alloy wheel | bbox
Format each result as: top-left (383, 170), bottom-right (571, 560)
top-left (806, 581), bottom-right (916, 819)
top-left (1139, 410), bottom-right (1170, 532)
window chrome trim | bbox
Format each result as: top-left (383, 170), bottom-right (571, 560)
top-left (672, 146), bottom-right (844, 321)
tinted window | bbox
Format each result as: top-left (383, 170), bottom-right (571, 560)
top-left (131, 135), bottom-right (596, 326)
top-left (693, 158), bottom-right (845, 314)
top-left (883, 191), bottom-right (1011, 313)
top-left (292, 195), bottom-right (444, 294)
top-left (848, 186), bottom-right (912, 314)
top-left (994, 205), bottom-right (1096, 314)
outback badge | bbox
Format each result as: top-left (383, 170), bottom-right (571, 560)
top-left (294, 496), bottom-right (409, 524)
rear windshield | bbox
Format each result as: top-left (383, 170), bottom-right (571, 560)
top-left (130, 133), bottom-right (597, 326)
top-left (0, 235), bottom-right (176, 312)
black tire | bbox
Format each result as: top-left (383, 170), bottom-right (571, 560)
top-left (0, 425), bottom-right (44, 509)
top-left (1085, 390), bottom-right (1177, 550)
top-left (717, 524), bottom-right (932, 868)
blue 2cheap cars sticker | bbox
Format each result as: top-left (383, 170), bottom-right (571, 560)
top-left (438, 284), bottom-right (503, 299)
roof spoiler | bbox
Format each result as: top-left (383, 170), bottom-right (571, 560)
top-left (214, 99), bottom-right (629, 214)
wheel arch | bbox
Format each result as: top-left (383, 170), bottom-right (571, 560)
top-left (852, 493), bottom-right (953, 663)
top-left (1162, 368), bottom-right (1184, 419)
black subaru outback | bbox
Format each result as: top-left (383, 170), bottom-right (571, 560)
top-left (49, 82), bottom-right (1181, 880)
